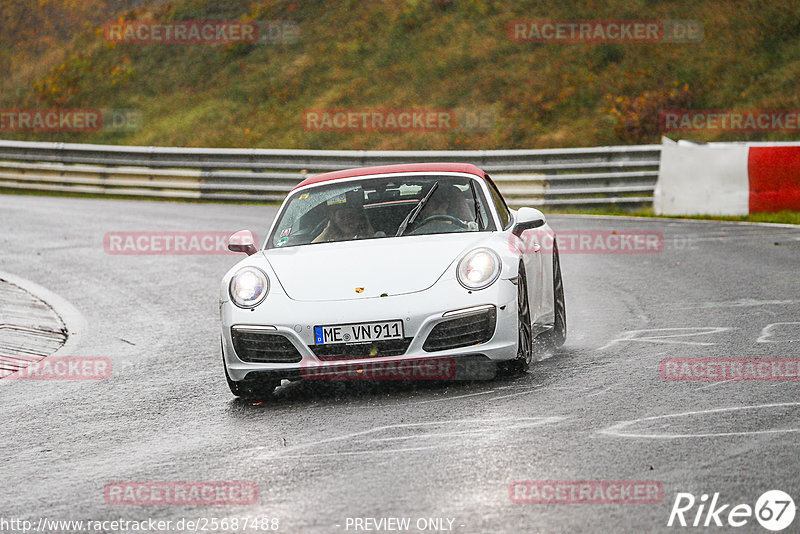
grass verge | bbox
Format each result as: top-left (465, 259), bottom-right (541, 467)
top-left (546, 207), bottom-right (800, 225)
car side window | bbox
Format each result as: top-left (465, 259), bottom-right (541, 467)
top-left (484, 174), bottom-right (511, 229)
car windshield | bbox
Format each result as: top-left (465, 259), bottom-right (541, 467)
top-left (267, 175), bottom-right (495, 248)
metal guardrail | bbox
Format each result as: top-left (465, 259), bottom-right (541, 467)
top-left (0, 140), bottom-right (661, 208)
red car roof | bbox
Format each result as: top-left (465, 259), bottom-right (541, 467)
top-left (293, 163), bottom-right (487, 190)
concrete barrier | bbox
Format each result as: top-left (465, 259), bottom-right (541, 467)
top-left (655, 138), bottom-right (800, 215)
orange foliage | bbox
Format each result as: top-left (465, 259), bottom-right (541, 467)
top-left (605, 83), bottom-right (694, 144)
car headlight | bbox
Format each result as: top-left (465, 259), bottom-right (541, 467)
top-left (229, 267), bottom-right (269, 308)
top-left (457, 248), bottom-right (501, 290)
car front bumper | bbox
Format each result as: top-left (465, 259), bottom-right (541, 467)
top-left (221, 276), bottom-right (519, 382)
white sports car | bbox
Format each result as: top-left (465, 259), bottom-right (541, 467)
top-left (220, 163), bottom-right (566, 398)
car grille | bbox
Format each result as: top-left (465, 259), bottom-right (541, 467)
top-left (231, 328), bottom-right (303, 363)
top-left (309, 338), bottom-right (413, 361)
top-left (423, 307), bottom-right (497, 352)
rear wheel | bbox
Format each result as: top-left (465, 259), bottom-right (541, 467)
top-left (542, 243), bottom-right (567, 349)
top-left (222, 341), bottom-right (279, 398)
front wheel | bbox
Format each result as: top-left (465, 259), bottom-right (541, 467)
top-left (222, 342), bottom-right (279, 398)
top-left (503, 263), bottom-right (532, 375)
top-left (225, 371), bottom-right (279, 399)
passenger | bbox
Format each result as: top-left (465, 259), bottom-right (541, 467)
top-left (313, 190), bottom-right (375, 243)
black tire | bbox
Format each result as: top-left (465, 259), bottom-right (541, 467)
top-left (504, 263), bottom-right (533, 374)
top-left (542, 243), bottom-right (567, 349)
top-left (222, 342), bottom-right (279, 399)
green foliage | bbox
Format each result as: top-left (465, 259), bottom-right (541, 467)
top-left (2, 0), bottom-right (800, 149)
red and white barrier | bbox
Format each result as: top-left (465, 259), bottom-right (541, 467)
top-left (748, 146), bottom-right (800, 212)
top-left (655, 138), bottom-right (800, 215)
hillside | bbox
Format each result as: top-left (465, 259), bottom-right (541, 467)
top-left (2, 0), bottom-right (800, 149)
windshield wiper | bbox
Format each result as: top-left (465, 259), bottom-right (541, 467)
top-left (396, 181), bottom-right (439, 237)
top-left (470, 181), bottom-right (484, 230)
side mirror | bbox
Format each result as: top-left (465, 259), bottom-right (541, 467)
top-left (511, 207), bottom-right (546, 237)
top-left (228, 230), bottom-right (258, 255)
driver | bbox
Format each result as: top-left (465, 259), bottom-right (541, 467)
top-left (418, 184), bottom-right (471, 223)
top-left (313, 190), bottom-right (375, 243)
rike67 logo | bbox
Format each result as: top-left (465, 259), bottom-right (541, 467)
top-left (668, 490), bottom-right (796, 531)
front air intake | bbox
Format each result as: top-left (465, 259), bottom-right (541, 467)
top-left (231, 327), bottom-right (303, 363)
top-left (423, 307), bottom-right (496, 352)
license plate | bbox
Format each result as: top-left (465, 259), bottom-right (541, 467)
top-left (314, 320), bottom-right (404, 345)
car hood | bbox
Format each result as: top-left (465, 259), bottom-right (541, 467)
top-left (263, 233), bottom-right (488, 301)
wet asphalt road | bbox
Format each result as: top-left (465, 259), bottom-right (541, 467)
top-left (1, 194), bottom-right (799, 534)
